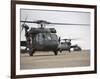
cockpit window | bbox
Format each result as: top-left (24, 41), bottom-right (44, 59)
top-left (42, 33), bottom-right (52, 40)
top-left (36, 33), bottom-right (58, 42)
top-left (51, 34), bottom-right (58, 40)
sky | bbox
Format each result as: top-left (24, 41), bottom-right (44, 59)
top-left (20, 9), bottom-right (90, 49)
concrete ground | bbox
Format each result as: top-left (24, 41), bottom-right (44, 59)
top-left (20, 50), bottom-right (90, 70)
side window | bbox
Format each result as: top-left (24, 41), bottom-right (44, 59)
top-left (39, 33), bottom-right (43, 42)
top-left (44, 33), bottom-right (52, 40)
top-left (35, 34), bottom-right (39, 43)
top-left (46, 33), bottom-right (52, 40)
top-left (35, 33), bottom-right (43, 44)
top-left (51, 34), bottom-right (58, 40)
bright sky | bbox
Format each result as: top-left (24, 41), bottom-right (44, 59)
top-left (20, 9), bottom-right (90, 49)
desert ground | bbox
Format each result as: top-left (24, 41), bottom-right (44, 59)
top-left (20, 50), bottom-right (90, 69)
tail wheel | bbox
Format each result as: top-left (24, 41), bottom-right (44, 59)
top-left (54, 51), bottom-right (58, 55)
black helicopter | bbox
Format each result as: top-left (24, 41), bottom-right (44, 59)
top-left (20, 20), bottom-right (88, 56)
top-left (21, 20), bottom-right (60, 56)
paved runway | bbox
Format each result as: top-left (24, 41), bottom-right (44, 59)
top-left (20, 50), bottom-right (90, 69)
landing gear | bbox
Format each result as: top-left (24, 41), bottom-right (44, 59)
top-left (68, 48), bottom-right (71, 53)
top-left (59, 50), bottom-right (62, 53)
top-left (29, 50), bottom-right (35, 56)
top-left (54, 51), bottom-right (58, 55)
top-left (29, 48), bottom-right (35, 56)
top-left (29, 52), bottom-right (33, 56)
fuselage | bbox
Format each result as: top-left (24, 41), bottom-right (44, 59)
top-left (32, 32), bottom-right (59, 51)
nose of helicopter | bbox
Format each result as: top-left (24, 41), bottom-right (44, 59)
top-left (43, 40), bottom-right (59, 50)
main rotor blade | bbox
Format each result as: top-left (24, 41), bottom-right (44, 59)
top-left (21, 21), bottom-right (38, 23)
top-left (20, 20), bottom-right (90, 26)
top-left (51, 23), bottom-right (90, 26)
top-left (62, 39), bottom-right (76, 40)
top-left (21, 20), bottom-right (51, 24)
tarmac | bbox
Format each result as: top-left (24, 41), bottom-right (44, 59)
top-left (20, 50), bottom-right (90, 70)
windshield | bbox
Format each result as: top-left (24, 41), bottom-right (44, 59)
top-left (51, 33), bottom-right (58, 40)
top-left (42, 33), bottom-right (52, 40)
top-left (36, 33), bottom-right (58, 41)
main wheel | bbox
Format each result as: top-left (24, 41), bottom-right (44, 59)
top-left (29, 52), bottom-right (33, 56)
top-left (54, 51), bottom-right (58, 55)
top-left (29, 49), bottom-right (35, 56)
top-left (59, 49), bottom-right (62, 53)
top-left (68, 49), bottom-right (71, 53)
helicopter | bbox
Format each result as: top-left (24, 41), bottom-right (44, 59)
top-left (20, 19), bottom-right (88, 56)
top-left (58, 38), bottom-right (82, 53)
top-left (21, 20), bottom-right (60, 56)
